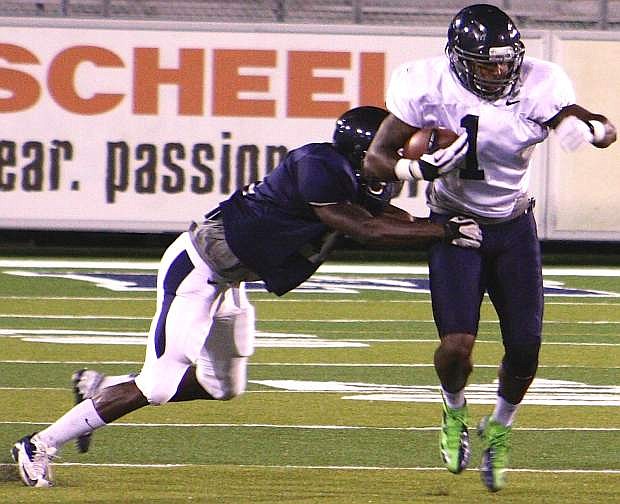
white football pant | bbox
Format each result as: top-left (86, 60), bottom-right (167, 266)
top-left (134, 232), bottom-right (255, 404)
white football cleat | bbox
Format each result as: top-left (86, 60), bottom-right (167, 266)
top-left (11, 433), bottom-right (57, 487)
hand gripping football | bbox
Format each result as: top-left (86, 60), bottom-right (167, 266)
top-left (402, 128), bottom-right (460, 159)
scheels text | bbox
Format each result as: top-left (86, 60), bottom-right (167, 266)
top-left (0, 44), bottom-right (385, 117)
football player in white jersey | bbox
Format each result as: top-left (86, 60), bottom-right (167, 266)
top-left (363, 3), bottom-right (616, 493)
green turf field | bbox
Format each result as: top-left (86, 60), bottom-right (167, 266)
top-left (0, 259), bottom-right (618, 503)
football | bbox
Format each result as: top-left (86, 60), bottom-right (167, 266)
top-left (402, 128), bottom-right (459, 159)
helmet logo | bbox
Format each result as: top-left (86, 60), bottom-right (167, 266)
top-left (367, 181), bottom-right (387, 195)
top-left (489, 46), bottom-right (516, 62)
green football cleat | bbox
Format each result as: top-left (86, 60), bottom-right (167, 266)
top-left (478, 415), bottom-right (512, 492)
top-left (439, 399), bottom-right (470, 474)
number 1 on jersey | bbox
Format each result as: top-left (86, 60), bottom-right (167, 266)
top-left (459, 114), bottom-right (484, 180)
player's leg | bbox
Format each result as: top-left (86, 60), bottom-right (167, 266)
top-left (72, 369), bottom-right (138, 453)
top-left (134, 232), bottom-right (227, 405)
top-left (11, 379), bottom-right (149, 488)
top-left (15, 364), bottom-right (153, 484)
top-left (479, 211), bottom-right (543, 492)
top-left (12, 233), bottom-right (221, 487)
top-left (491, 216), bottom-right (542, 405)
top-left (428, 227), bottom-right (485, 474)
top-left (434, 332), bottom-right (475, 395)
top-left (74, 363), bottom-right (218, 407)
top-left (195, 283), bottom-right (256, 400)
top-left (165, 282), bottom-right (255, 403)
top-left (96, 224), bottom-right (256, 406)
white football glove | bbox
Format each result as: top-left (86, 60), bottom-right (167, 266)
top-left (554, 116), bottom-right (606, 151)
top-left (443, 216), bottom-right (482, 249)
top-left (399, 132), bottom-right (468, 181)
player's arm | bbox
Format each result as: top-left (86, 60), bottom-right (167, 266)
top-left (545, 104), bottom-right (617, 150)
top-left (379, 203), bottom-right (416, 222)
top-left (363, 114), bottom-right (419, 181)
top-left (312, 201), bottom-right (482, 249)
top-left (363, 113), bottom-right (469, 182)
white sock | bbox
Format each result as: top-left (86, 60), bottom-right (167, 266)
top-left (36, 399), bottom-right (106, 449)
top-left (441, 387), bottom-right (466, 409)
top-left (491, 396), bottom-right (519, 427)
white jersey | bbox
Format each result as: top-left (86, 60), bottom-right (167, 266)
top-left (386, 56), bottom-right (576, 219)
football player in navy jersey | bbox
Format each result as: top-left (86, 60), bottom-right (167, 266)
top-left (11, 105), bottom-right (483, 488)
top-left (363, 4), bottom-right (616, 493)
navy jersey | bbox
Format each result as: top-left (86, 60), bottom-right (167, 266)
top-left (218, 142), bottom-right (394, 295)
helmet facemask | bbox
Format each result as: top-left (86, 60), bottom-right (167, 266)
top-left (448, 42), bottom-right (524, 100)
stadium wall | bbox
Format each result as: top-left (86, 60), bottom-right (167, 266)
top-left (0, 18), bottom-right (618, 241)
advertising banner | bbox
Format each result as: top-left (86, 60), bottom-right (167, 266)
top-left (6, 20), bottom-right (618, 242)
top-left (0, 23), bottom-right (450, 231)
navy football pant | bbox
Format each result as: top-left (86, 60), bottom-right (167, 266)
top-left (428, 211), bottom-right (543, 374)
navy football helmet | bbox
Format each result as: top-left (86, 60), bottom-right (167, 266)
top-left (446, 4), bottom-right (525, 100)
top-left (333, 106), bottom-right (389, 172)
top-left (333, 105), bottom-right (399, 213)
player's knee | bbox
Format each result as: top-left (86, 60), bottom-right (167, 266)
top-left (198, 375), bottom-right (246, 401)
top-left (139, 385), bottom-right (175, 406)
top-left (217, 379), bottom-right (247, 401)
top-left (195, 359), bottom-right (248, 401)
top-left (134, 374), bottom-right (178, 405)
top-left (503, 342), bottom-right (540, 379)
top-left (439, 332), bottom-right (475, 361)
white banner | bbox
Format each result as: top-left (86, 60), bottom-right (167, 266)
top-left (0, 22), bottom-right (449, 231)
top-left (545, 34), bottom-right (620, 241)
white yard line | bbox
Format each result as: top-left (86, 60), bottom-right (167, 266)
top-left (0, 259), bottom-right (160, 269)
top-left (1, 360), bottom-right (619, 369)
top-left (1, 297), bottom-right (620, 312)
top-left (0, 314), bottom-right (151, 319)
top-left (1, 333), bottom-right (619, 347)
top-left (1, 259), bottom-right (620, 276)
top-left (0, 296), bottom-right (154, 301)
top-left (1, 420), bottom-right (618, 432)
top-left (1, 295), bottom-right (619, 307)
top-left (0, 461), bottom-right (617, 474)
top-left (1, 316), bottom-right (620, 325)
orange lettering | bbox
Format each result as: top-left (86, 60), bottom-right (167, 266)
top-left (287, 51), bottom-right (350, 118)
top-left (359, 52), bottom-right (385, 107)
top-left (48, 46), bottom-right (124, 115)
top-left (212, 49), bottom-right (276, 117)
top-left (134, 48), bottom-right (204, 115)
top-left (0, 44), bottom-right (40, 112)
